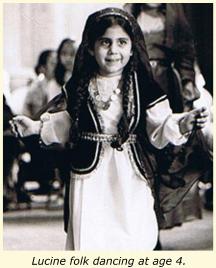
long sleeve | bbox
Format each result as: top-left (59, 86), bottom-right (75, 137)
top-left (40, 111), bottom-right (71, 146)
top-left (146, 99), bottom-right (188, 149)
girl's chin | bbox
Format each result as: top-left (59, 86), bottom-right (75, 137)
top-left (99, 69), bottom-right (123, 77)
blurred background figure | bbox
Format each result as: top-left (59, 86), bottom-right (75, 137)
top-left (24, 38), bottom-right (76, 118)
top-left (14, 49), bottom-right (58, 205)
top-left (124, 3), bottom-right (213, 249)
top-left (35, 50), bottom-right (57, 80)
top-left (55, 38), bottom-right (76, 87)
top-left (13, 38), bottom-right (77, 208)
top-left (23, 49), bottom-right (57, 117)
top-left (193, 64), bottom-right (213, 212)
top-left (124, 3), bottom-right (199, 113)
top-left (3, 95), bottom-right (21, 211)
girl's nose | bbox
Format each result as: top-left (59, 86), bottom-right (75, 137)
top-left (109, 42), bottom-right (118, 54)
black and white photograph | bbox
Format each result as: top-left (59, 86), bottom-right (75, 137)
top-left (3, 2), bottom-right (213, 251)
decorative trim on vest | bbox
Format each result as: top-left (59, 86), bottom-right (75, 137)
top-left (146, 95), bottom-right (167, 109)
top-left (70, 101), bottom-right (102, 175)
top-left (129, 72), bottom-right (140, 132)
top-left (70, 145), bottom-right (105, 179)
top-left (129, 144), bottom-right (148, 180)
top-left (127, 144), bottom-right (147, 182)
top-left (62, 84), bottom-right (68, 99)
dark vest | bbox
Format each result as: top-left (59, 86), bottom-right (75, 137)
top-left (67, 72), bottom-right (160, 180)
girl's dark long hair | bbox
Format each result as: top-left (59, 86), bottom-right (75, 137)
top-left (65, 8), bottom-right (159, 144)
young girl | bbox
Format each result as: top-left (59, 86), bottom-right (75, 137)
top-left (11, 8), bottom-right (208, 250)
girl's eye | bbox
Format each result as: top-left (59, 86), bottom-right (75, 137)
top-left (118, 39), bottom-right (128, 46)
top-left (100, 39), bottom-right (110, 47)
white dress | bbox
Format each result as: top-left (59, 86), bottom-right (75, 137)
top-left (64, 75), bottom-right (188, 251)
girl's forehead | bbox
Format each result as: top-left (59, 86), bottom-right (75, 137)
top-left (101, 24), bottom-right (130, 37)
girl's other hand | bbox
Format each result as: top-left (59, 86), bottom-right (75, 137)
top-left (179, 107), bottom-right (208, 135)
top-left (10, 115), bottom-right (41, 138)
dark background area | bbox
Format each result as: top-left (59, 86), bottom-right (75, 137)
top-left (183, 4), bottom-right (213, 94)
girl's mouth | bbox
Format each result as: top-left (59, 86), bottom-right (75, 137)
top-left (105, 58), bottom-right (121, 63)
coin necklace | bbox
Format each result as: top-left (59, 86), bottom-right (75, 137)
top-left (92, 77), bottom-right (121, 110)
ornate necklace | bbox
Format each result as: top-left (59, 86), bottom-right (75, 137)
top-left (90, 76), bottom-right (122, 110)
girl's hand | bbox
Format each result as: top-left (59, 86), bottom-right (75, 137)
top-left (179, 107), bottom-right (208, 135)
top-left (10, 115), bottom-right (41, 138)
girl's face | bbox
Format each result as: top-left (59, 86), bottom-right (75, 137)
top-left (60, 42), bottom-right (76, 72)
top-left (90, 24), bottom-right (132, 77)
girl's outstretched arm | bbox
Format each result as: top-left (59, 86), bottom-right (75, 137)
top-left (11, 111), bottom-right (71, 146)
top-left (146, 99), bottom-right (208, 149)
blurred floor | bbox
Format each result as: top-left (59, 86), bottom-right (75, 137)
top-left (160, 208), bottom-right (213, 250)
top-left (3, 206), bottom-right (66, 251)
top-left (3, 204), bottom-right (213, 251)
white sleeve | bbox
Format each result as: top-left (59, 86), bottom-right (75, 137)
top-left (146, 99), bottom-right (189, 149)
top-left (40, 111), bottom-right (71, 145)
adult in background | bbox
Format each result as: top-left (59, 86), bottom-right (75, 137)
top-left (124, 3), bottom-right (212, 247)
top-left (124, 3), bottom-right (200, 112)
top-left (3, 95), bottom-right (21, 210)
